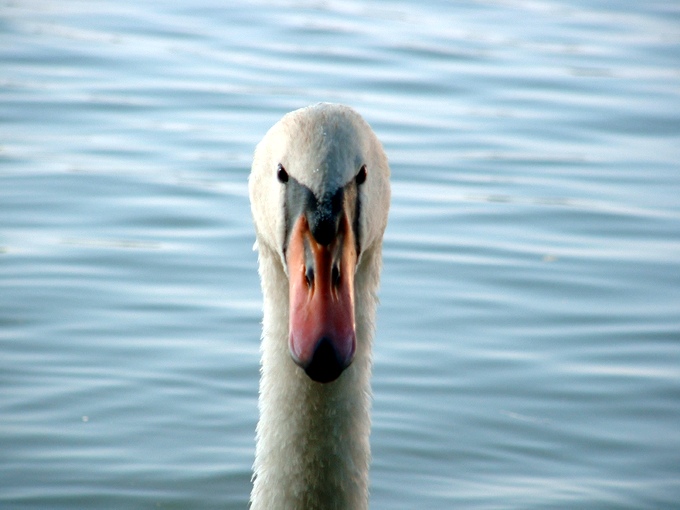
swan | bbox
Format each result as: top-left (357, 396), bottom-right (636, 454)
top-left (248, 103), bottom-right (390, 509)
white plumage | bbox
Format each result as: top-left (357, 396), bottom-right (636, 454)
top-left (249, 103), bottom-right (390, 509)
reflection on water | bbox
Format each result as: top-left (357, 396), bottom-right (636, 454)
top-left (2, 1), bottom-right (679, 508)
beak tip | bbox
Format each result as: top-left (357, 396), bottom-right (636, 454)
top-left (292, 335), bottom-right (355, 384)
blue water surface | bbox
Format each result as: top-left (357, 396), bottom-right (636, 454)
top-left (2, 1), bottom-right (679, 508)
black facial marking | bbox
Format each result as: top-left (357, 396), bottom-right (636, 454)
top-left (355, 164), bottom-right (367, 185)
top-left (277, 163), bottom-right (289, 183)
top-left (353, 181), bottom-right (362, 257)
top-left (282, 173), bottom-right (363, 262)
top-left (283, 176), bottom-right (344, 252)
top-left (308, 188), bottom-right (344, 246)
top-left (283, 176), bottom-right (313, 256)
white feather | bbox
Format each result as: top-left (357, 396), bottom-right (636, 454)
top-left (249, 103), bottom-right (390, 510)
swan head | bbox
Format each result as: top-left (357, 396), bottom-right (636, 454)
top-left (250, 103), bottom-right (390, 383)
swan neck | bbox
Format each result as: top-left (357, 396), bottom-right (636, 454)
top-left (250, 242), bottom-right (380, 510)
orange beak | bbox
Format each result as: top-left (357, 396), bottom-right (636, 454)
top-left (287, 214), bottom-right (357, 383)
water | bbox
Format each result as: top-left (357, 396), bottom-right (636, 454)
top-left (2, 1), bottom-right (679, 508)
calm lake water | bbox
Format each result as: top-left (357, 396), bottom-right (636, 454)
top-left (2, 1), bottom-right (680, 508)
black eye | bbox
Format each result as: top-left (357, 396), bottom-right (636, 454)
top-left (277, 164), bottom-right (288, 183)
top-left (355, 165), bottom-right (367, 185)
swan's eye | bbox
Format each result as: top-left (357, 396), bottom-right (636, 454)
top-left (277, 164), bottom-right (289, 183)
top-left (355, 165), bottom-right (367, 185)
